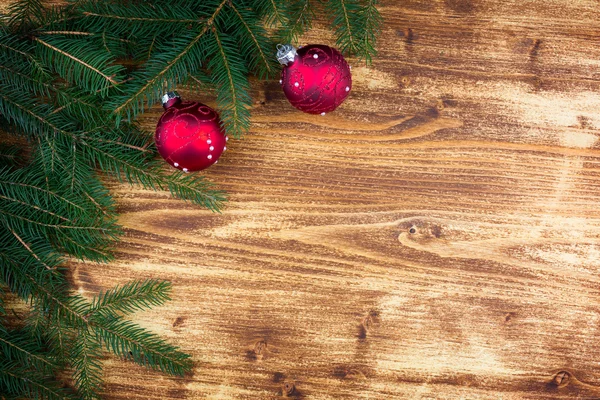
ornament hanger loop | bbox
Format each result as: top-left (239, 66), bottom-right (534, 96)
top-left (276, 44), bottom-right (297, 66)
top-left (161, 91), bottom-right (181, 109)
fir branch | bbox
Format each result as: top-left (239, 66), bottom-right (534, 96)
top-left (94, 315), bottom-right (192, 376)
top-left (7, 0), bottom-right (44, 32)
top-left (0, 193), bottom-right (72, 223)
top-left (0, 328), bottom-right (57, 371)
top-left (78, 136), bottom-right (225, 210)
top-left (208, 27), bottom-right (251, 138)
top-left (341, 0), bottom-right (357, 52)
top-left (71, 329), bottom-right (103, 400)
top-left (33, 36), bottom-right (120, 88)
top-left (0, 367), bottom-right (75, 400)
top-left (8, 228), bottom-right (57, 271)
top-left (0, 144), bottom-right (22, 167)
top-left (81, 10), bottom-right (200, 24)
top-left (0, 209), bottom-right (110, 233)
top-left (89, 279), bottom-right (171, 317)
top-left (229, 3), bottom-right (275, 78)
top-left (41, 30), bottom-right (94, 36)
top-left (0, 179), bottom-right (84, 212)
top-left (0, 64), bottom-right (51, 97)
top-left (359, 0), bottom-right (382, 64)
top-left (328, 0), bottom-right (381, 63)
top-left (280, 0), bottom-right (312, 43)
top-left (110, 0), bottom-right (229, 121)
top-left (266, 0), bottom-right (284, 26)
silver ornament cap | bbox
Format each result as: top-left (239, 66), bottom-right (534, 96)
top-left (161, 91), bottom-right (180, 108)
top-left (276, 44), bottom-right (297, 66)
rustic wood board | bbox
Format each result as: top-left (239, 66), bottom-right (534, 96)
top-left (5, 0), bottom-right (600, 398)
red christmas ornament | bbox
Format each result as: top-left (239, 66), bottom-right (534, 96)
top-left (155, 92), bottom-right (228, 172)
top-left (277, 44), bottom-right (352, 115)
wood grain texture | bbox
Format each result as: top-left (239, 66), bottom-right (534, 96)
top-left (6, 0), bottom-right (600, 398)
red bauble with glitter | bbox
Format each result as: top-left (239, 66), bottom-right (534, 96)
top-left (155, 92), bottom-right (228, 172)
top-left (277, 44), bottom-right (352, 115)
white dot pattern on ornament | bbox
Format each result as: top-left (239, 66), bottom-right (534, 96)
top-left (207, 139), bottom-right (212, 144)
top-left (183, 168), bottom-right (188, 172)
top-left (174, 162), bottom-right (179, 167)
top-left (313, 54), bottom-right (318, 59)
top-left (321, 112), bottom-right (326, 116)
top-left (224, 146), bottom-right (227, 151)
top-left (208, 155), bottom-right (213, 159)
top-left (294, 82), bottom-right (299, 87)
top-left (209, 146), bottom-right (214, 151)
top-left (346, 86), bottom-right (350, 91)
top-left (226, 137), bottom-right (229, 141)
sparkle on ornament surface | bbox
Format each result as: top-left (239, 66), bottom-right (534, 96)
top-left (321, 112), bottom-right (326, 116)
top-left (183, 168), bottom-right (188, 172)
top-left (207, 155), bottom-right (213, 159)
top-left (209, 146), bottom-right (214, 151)
top-left (207, 139), bottom-right (212, 144)
top-left (294, 82), bottom-right (299, 87)
top-left (313, 54), bottom-right (318, 59)
top-left (174, 162), bottom-right (179, 167)
top-left (346, 86), bottom-right (350, 92)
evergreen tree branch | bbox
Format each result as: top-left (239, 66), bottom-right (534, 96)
top-left (1, 193), bottom-right (72, 223)
top-left (71, 329), bottom-right (103, 400)
top-left (94, 315), bottom-right (192, 376)
top-left (0, 328), bottom-right (57, 371)
top-left (0, 367), bottom-right (75, 400)
top-left (328, 0), bottom-right (381, 63)
top-left (0, 209), bottom-right (109, 232)
top-left (8, 228), bottom-right (57, 271)
top-left (0, 179), bottom-right (84, 211)
top-left (280, 0), bottom-right (312, 43)
top-left (229, 3), bottom-right (274, 78)
top-left (77, 136), bottom-right (225, 210)
top-left (7, 0), bottom-right (44, 31)
top-left (110, 0), bottom-right (229, 121)
top-left (208, 27), bottom-right (251, 138)
top-left (33, 36), bottom-right (119, 85)
top-left (267, 0), bottom-right (284, 25)
top-left (81, 11), bottom-right (200, 24)
top-left (341, 0), bottom-right (357, 52)
top-left (89, 279), bottom-right (171, 317)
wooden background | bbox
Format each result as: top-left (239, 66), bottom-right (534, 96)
top-left (5, 0), bottom-right (600, 398)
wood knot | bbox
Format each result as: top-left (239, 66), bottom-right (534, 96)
top-left (245, 339), bottom-right (267, 361)
top-left (282, 381), bottom-right (296, 396)
top-left (529, 39), bottom-right (541, 58)
top-left (553, 371), bottom-right (571, 388)
top-left (400, 219), bottom-right (443, 241)
top-left (254, 340), bottom-right (267, 355)
top-left (358, 310), bottom-right (379, 339)
top-left (404, 28), bottom-right (414, 44)
top-left (333, 365), bottom-right (367, 380)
